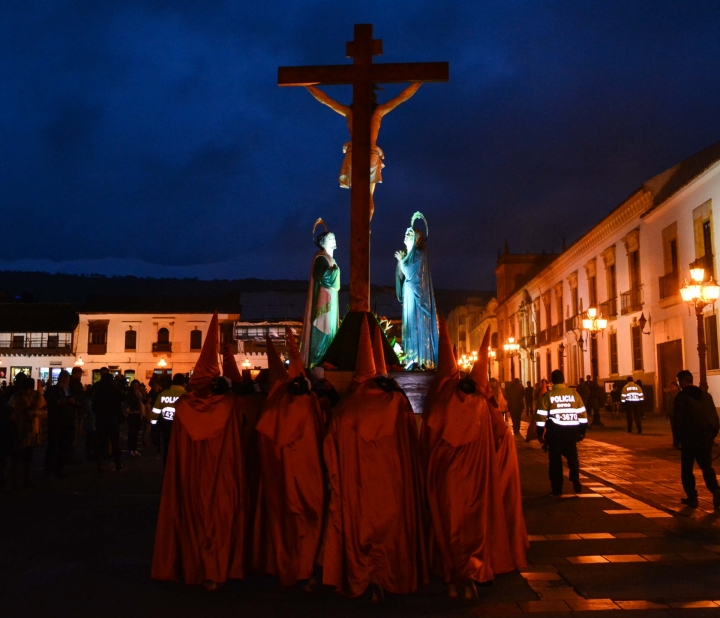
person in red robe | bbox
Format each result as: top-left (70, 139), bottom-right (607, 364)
top-left (474, 331), bottom-right (529, 572)
top-left (151, 312), bottom-right (247, 590)
top-left (420, 318), bottom-right (510, 599)
top-left (252, 329), bottom-right (326, 586)
top-left (322, 315), bottom-right (428, 602)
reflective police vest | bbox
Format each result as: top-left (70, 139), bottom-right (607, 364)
top-left (536, 383), bottom-right (588, 432)
top-left (621, 382), bottom-right (644, 403)
top-left (150, 385), bottom-right (185, 424)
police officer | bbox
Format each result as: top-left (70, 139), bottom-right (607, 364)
top-left (536, 369), bottom-right (588, 497)
top-left (621, 376), bottom-right (644, 434)
top-left (150, 373), bottom-right (186, 466)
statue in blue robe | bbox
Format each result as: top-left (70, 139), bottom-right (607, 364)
top-left (395, 213), bottom-right (438, 370)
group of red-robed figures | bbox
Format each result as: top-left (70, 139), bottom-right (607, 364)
top-left (152, 311), bottom-right (528, 600)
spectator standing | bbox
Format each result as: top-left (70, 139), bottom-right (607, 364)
top-left (611, 382), bottom-right (622, 418)
top-left (93, 373), bottom-right (123, 472)
top-left (622, 376), bottom-right (645, 434)
top-left (7, 377), bottom-right (46, 488)
top-left (126, 380), bottom-right (144, 456)
top-left (82, 384), bottom-right (96, 461)
top-left (576, 379), bottom-right (589, 427)
top-left (44, 370), bottom-right (77, 479)
top-left (506, 378), bottom-right (525, 434)
top-left (524, 381), bottom-right (534, 418)
top-left (586, 375), bottom-right (604, 427)
top-left (673, 370), bottom-right (720, 509)
top-left (68, 366), bottom-right (85, 461)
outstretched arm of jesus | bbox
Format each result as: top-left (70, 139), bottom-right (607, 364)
top-left (376, 82), bottom-right (422, 116)
top-left (305, 86), bottom-right (350, 117)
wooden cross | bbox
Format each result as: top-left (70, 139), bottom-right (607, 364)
top-left (279, 24), bottom-right (448, 313)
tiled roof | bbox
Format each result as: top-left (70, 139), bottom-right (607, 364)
top-left (643, 139), bottom-right (720, 215)
top-left (0, 304), bottom-right (79, 332)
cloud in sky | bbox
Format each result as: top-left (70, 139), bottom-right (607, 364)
top-left (2, 1), bottom-right (720, 289)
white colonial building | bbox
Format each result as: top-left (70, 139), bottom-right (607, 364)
top-left (495, 140), bottom-right (720, 414)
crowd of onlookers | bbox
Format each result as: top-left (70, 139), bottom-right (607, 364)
top-left (0, 368), bottom-right (187, 491)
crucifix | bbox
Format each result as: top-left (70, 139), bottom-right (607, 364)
top-left (279, 24), bottom-right (448, 313)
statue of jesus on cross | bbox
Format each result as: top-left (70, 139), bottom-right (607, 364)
top-left (305, 83), bottom-right (422, 220)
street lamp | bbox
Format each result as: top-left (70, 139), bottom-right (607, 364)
top-left (242, 358), bottom-right (252, 370)
top-left (488, 346), bottom-right (496, 380)
top-left (157, 358), bottom-right (167, 369)
top-left (503, 337), bottom-right (520, 380)
top-left (583, 307), bottom-right (607, 384)
top-left (458, 350), bottom-right (478, 372)
top-left (74, 357), bottom-right (84, 367)
top-left (680, 268), bottom-right (720, 391)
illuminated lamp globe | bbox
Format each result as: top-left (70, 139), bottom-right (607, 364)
top-left (582, 318), bottom-right (592, 330)
top-left (690, 267), bottom-right (705, 283)
top-left (702, 277), bottom-right (720, 302)
top-left (587, 307), bottom-right (597, 319)
top-left (157, 358), bottom-right (167, 368)
top-left (597, 317), bottom-right (608, 330)
top-left (680, 280), bottom-right (701, 303)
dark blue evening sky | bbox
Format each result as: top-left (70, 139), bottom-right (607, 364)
top-left (2, 1), bottom-right (720, 289)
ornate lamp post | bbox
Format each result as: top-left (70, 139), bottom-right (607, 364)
top-left (242, 358), bottom-right (252, 371)
top-left (504, 337), bottom-right (520, 380)
top-left (458, 350), bottom-right (478, 373)
top-left (680, 268), bottom-right (720, 391)
top-left (581, 307), bottom-right (608, 385)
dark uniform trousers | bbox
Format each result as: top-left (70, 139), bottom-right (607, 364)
top-left (625, 402), bottom-right (643, 433)
top-left (547, 431), bottom-right (580, 495)
top-left (681, 433), bottom-right (719, 500)
top-left (159, 418), bottom-right (173, 466)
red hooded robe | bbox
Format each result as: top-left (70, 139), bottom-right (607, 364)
top-left (421, 319), bottom-right (511, 583)
top-left (151, 312), bottom-right (247, 585)
top-left (322, 315), bottom-right (428, 597)
top-left (252, 329), bottom-right (326, 585)
top-left (474, 334), bottom-right (529, 571)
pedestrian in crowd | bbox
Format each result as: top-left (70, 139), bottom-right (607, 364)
top-left (7, 377), bottom-right (46, 488)
top-left (523, 381), bottom-right (534, 418)
top-left (622, 376), bottom-right (644, 434)
top-left (536, 369), bottom-right (588, 497)
top-left (93, 373), bottom-right (123, 473)
top-left (0, 383), bottom-right (19, 491)
top-left (673, 370), bottom-right (720, 509)
top-left (586, 375), bottom-right (604, 427)
top-left (666, 380), bottom-right (681, 449)
top-left (151, 374), bottom-right (186, 466)
top-left (68, 366), bottom-right (85, 462)
top-left (82, 384), bottom-right (96, 461)
top-left (126, 380), bottom-right (145, 456)
top-left (611, 382), bottom-right (622, 418)
top-left (44, 370), bottom-right (78, 479)
top-left (506, 378), bottom-right (525, 435)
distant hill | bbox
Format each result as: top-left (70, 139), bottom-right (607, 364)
top-left (0, 271), bottom-right (494, 319)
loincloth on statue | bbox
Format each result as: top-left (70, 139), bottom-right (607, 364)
top-left (339, 142), bottom-right (385, 188)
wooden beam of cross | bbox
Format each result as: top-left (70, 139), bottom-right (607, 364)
top-left (278, 24), bottom-right (449, 313)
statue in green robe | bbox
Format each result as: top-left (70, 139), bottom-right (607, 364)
top-left (301, 220), bottom-right (341, 367)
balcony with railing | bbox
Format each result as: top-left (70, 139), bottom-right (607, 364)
top-left (87, 343), bottom-right (107, 355)
top-left (659, 271), bottom-right (679, 300)
top-left (0, 333), bottom-right (74, 356)
top-left (538, 329), bottom-right (549, 346)
top-left (152, 342), bottom-right (173, 353)
top-left (519, 334), bottom-right (537, 349)
top-left (620, 285), bottom-right (643, 315)
top-left (600, 297), bottom-right (618, 320)
top-left (565, 314), bottom-right (583, 333)
top-left (551, 323), bottom-right (564, 342)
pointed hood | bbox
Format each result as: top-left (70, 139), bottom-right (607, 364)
top-left (353, 314), bottom-right (376, 383)
top-left (372, 321), bottom-right (388, 376)
top-left (189, 311), bottom-right (221, 397)
top-left (436, 316), bottom-right (458, 379)
top-left (266, 334), bottom-right (288, 384)
top-left (286, 327), bottom-right (305, 379)
top-left (222, 344), bottom-right (243, 383)
top-left (471, 326), bottom-right (492, 389)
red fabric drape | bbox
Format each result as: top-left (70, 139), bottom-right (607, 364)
top-left (252, 373), bottom-right (326, 585)
top-left (151, 393), bottom-right (247, 585)
top-left (322, 379), bottom-right (429, 597)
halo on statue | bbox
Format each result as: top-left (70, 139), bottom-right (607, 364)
top-left (312, 217), bottom-right (332, 248)
top-left (410, 211), bottom-right (428, 238)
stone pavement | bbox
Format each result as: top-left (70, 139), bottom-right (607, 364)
top-left (1, 416), bottom-right (720, 617)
